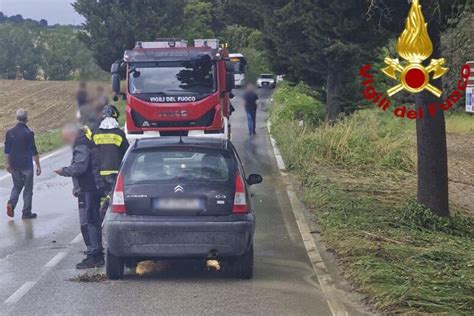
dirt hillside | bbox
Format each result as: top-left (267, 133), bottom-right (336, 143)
top-left (0, 80), bottom-right (111, 141)
top-left (447, 134), bottom-right (474, 213)
top-left (0, 80), bottom-right (78, 139)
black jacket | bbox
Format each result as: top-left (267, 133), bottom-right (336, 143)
top-left (62, 132), bottom-right (104, 194)
top-left (4, 123), bottom-right (38, 170)
top-left (93, 128), bottom-right (129, 176)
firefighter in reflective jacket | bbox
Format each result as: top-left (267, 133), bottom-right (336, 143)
top-left (93, 105), bottom-right (129, 219)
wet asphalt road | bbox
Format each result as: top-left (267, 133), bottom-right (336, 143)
top-left (0, 89), bottom-right (336, 315)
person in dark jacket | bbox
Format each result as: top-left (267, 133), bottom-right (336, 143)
top-left (93, 105), bottom-right (129, 220)
top-left (4, 109), bottom-right (41, 219)
top-left (243, 83), bottom-right (259, 135)
top-left (54, 124), bottom-right (105, 269)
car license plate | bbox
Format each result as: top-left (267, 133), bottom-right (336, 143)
top-left (155, 198), bottom-right (203, 210)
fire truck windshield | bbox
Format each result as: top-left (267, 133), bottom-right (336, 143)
top-left (128, 58), bottom-right (217, 96)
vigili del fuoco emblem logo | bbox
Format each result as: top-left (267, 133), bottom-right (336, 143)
top-left (381, 0), bottom-right (448, 97)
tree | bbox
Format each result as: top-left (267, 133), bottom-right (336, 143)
top-left (442, 9), bottom-right (474, 99)
top-left (39, 19), bottom-right (48, 27)
top-left (73, 0), bottom-right (186, 71)
top-left (211, 0), bottom-right (263, 31)
top-left (9, 14), bottom-right (24, 24)
top-left (40, 27), bottom-right (95, 80)
top-left (260, 0), bottom-right (385, 121)
top-left (222, 25), bottom-right (264, 51)
top-left (368, 0), bottom-right (469, 217)
top-left (182, 0), bottom-right (215, 41)
top-left (0, 24), bottom-right (42, 79)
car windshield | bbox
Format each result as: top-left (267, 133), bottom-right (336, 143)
top-left (260, 74), bottom-right (274, 79)
top-left (128, 56), bottom-right (217, 95)
top-left (124, 148), bottom-right (235, 184)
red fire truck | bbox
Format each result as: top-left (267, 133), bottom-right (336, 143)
top-left (111, 39), bottom-right (235, 139)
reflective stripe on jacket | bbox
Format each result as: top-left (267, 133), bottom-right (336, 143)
top-left (93, 128), bottom-right (129, 175)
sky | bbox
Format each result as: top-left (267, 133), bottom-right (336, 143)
top-left (0, 0), bottom-right (84, 25)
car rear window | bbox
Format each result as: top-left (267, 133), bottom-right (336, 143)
top-left (123, 148), bottom-right (235, 184)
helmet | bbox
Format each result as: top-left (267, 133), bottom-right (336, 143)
top-left (102, 104), bottom-right (120, 120)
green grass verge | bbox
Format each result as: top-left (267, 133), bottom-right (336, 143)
top-left (0, 129), bottom-right (62, 169)
top-left (270, 83), bottom-right (474, 314)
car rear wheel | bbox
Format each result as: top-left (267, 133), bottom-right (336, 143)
top-left (106, 248), bottom-right (124, 280)
top-left (234, 245), bottom-right (254, 279)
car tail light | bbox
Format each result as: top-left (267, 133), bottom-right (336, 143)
top-left (111, 172), bottom-right (126, 213)
top-left (233, 171), bottom-right (248, 214)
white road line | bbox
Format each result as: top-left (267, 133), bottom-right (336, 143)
top-left (0, 146), bottom-right (68, 182)
top-left (44, 251), bottom-right (68, 268)
top-left (266, 122), bottom-right (286, 171)
top-left (4, 250), bottom-right (71, 305)
top-left (4, 281), bottom-right (37, 305)
top-left (70, 233), bottom-right (83, 244)
top-left (267, 119), bottom-right (348, 316)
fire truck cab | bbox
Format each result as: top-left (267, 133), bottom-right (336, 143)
top-left (111, 39), bottom-right (235, 139)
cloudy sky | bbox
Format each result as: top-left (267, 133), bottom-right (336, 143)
top-left (0, 0), bottom-right (84, 25)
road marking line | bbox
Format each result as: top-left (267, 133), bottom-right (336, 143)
top-left (0, 147), bottom-right (68, 182)
top-left (267, 120), bottom-right (348, 316)
top-left (70, 233), bottom-right (82, 244)
top-left (4, 250), bottom-right (71, 305)
top-left (44, 251), bottom-right (68, 268)
top-left (266, 122), bottom-right (286, 171)
top-left (4, 281), bottom-right (37, 304)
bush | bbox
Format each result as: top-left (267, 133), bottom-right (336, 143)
top-left (239, 47), bottom-right (270, 83)
top-left (271, 82), bottom-right (325, 127)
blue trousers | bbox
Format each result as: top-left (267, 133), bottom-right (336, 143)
top-left (246, 110), bottom-right (257, 134)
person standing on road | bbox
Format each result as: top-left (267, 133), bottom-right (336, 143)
top-left (95, 85), bottom-right (109, 119)
top-left (243, 83), bottom-right (259, 135)
top-left (4, 109), bottom-right (41, 219)
top-left (93, 105), bottom-right (129, 220)
top-left (54, 124), bottom-right (105, 269)
top-left (76, 82), bottom-right (89, 108)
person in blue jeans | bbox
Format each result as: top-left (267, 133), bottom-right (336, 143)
top-left (243, 83), bottom-right (259, 135)
top-left (4, 109), bottom-right (41, 219)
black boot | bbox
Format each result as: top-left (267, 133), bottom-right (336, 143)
top-left (76, 255), bottom-right (104, 269)
top-left (94, 254), bottom-right (105, 267)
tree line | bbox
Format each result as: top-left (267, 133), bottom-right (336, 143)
top-left (0, 20), bottom-right (106, 80)
top-left (73, 0), bottom-right (269, 81)
top-left (0, 11), bottom-right (48, 27)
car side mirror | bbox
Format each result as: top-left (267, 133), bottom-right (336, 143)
top-left (247, 174), bottom-right (263, 186)
top-left (111, 61), bottom-right (121, 73)
top-left (112, 73), bottom-right (121, 95)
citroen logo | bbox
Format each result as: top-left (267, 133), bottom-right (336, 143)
top-left (174, 185), bottom-right (184, 193)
